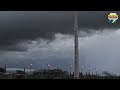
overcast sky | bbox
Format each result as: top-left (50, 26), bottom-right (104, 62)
top-left (0, 11), bottom-right (120, 51)
top-left (0, 11), bottom-right (120, 74)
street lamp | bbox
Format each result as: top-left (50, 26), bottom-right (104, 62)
top-left (57, 65), bottom-right (60, 69)
top-left (70, 65), bottom-right (72, 75)
top-left (56, 65), bottom-right (60, 78)
top-left (24, 66), bottom-right (26, 73)
top-left (81, 66), bottom-right (83, 73)
top-left (30, 64), bottom-right (32, 74)
top-left (95, 68), bottom-right (98, 75)
top-left (88, 65), bottom-right (91, 75)
top-left (48, 64), bottom-right (50, 69)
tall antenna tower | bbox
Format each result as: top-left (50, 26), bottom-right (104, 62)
top-left (74, 12), bottom-right (80, 79)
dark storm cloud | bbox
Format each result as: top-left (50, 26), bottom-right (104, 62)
top-left (0, 11), bottom-right (120, 51)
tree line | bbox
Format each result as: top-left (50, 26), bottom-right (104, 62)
top-left (0, 68), bottom-right (120, 79)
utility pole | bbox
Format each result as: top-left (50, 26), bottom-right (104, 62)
top-left (74, 12), bottom-right (80, 79)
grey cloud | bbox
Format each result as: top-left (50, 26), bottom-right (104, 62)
top-left (1, 30), bottom-right (120, 75)
top-left (0, 11), bottom-right (120, 51)
top-left (0, 34), bottom-right (75, 71)
top-left (80, 29), bottom-right (120, 75)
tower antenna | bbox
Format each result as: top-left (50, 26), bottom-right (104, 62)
top-left (74, 12), bottom-right (80, 79)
